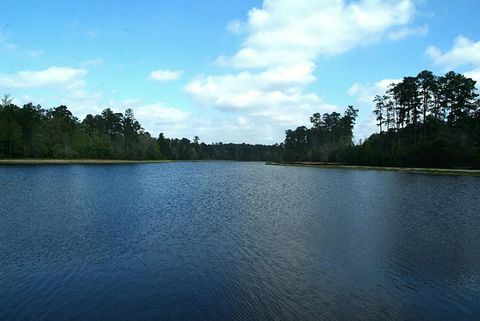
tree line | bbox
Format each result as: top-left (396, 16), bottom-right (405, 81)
top-left (342, 70), bottom-right (480, 168)
top-left (0, 96), bottom-right (282, 161)
top-left (283, 106), bottom-right (358, 162)
top-left (1, 69), bottom-right (479, 168)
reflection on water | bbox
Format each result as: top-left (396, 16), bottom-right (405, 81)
top-left (0, 162), bottom-right (479, 320)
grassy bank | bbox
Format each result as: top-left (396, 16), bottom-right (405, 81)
top-left (0, 159), bottom-right (174, 165)
top-left (266, 161), bottom-right (480, 177)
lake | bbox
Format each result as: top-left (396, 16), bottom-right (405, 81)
top-left (1, 162), bottom-right (479, 320)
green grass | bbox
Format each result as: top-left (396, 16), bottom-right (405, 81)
top-left (265, 161), bottom-right (480, 177)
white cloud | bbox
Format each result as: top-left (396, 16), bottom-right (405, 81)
top-left (387, 25), bottom-right (428, 41)
top-left (185, 62), bottom-right (336, 141)
top-left (193, 118), bottom-right (279, 143)
top-left (348, 78), bottom-right (400, 103)
top-left (59, 90), bottom-right (103, 117)
top-left (227, 20), bottom-right (245, 35)
top-left (465, 69), bottom-right (480, 84)
top-left (0, 67), bottom-right (87, 89)
top-left (186, 63), bottom-right (316, 111)
top-left (4, 1), bottom-right (423, 144)
top-left (0, 66), bottom-right (105, 120)
top-left (219, 0), bottom-right (417, 69)
top-left (0, 66), bottom-right (188, 136)
top-left (108, 101), bottom-right (190, 137)
top-left (427, 35), bottom-right (480, 87)
top-left (427, 35), bottom-right (480, 70)
top-left (186, 0), bottom-right (419, 143)
top-left (134, 103), bottom-right (189, 124)
top-left (149, 69), bottom-right (183, 81)
top-left (348, 78), bottom-right (401, 140)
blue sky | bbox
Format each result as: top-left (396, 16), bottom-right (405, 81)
top-left (1, 0), bottom-right (480, 144)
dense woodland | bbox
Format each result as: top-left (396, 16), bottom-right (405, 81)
top-left (0, 96), bottom-right (282, 161)
top-left (1, 70), bottom-right (479, 168)
top-left (282, 70), bottom-right (480, 168)
top-left (344, 70), bottom-right (480, 168)
top-left (283, 105), bottom-right (358, 161)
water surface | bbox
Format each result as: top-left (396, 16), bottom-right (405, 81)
top-left (1, 162), bottom-right (479, 320)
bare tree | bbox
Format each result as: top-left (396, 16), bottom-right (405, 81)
top-left (1, 94), bottom-right (12, 107)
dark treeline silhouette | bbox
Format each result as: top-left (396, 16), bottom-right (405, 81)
top-left (341, 70), bottom-right (480, 168)
top-left (0, 96), bottom-right (282, 161)
top-left (282, 70), bottom-right (480, 168)
top-left (2, 69), bottom-right (479, 168)
top-left (283, 105), bottom-right (358, 161)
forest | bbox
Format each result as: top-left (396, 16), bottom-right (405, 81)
top-left (282, 70), bottom-right (479, 168)
top-left (283, 105), bottom-right (358, 162)
top-left (1, 70), bottom-right (479, 168)
top-left (343, 70), bottom-right (480, 168)
top-left (0, 96), bottom-right (282, 161)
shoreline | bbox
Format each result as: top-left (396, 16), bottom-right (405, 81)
top-left (0, 159), bottom-right (254, 165)
top-left (1, 159), bottom-right (479, 176)
top-left (265, 161), bottom-right (480, 177)
top-left (0, 159), bottom-right (174, 165)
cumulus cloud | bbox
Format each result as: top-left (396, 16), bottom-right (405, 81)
top-left (135, 103), bottom-right (189, 124)
top-left (109, 101), bottom-right (190, 137)
top-left (0, 66), bottom-right (106, 120)
top-left (218, 0), bottom-right (416, 69)
top-left (4, 1), bottom-right (423, 144)
top-left (0, 67), bottom-right (87, 89)
top-left (149, 69), bottom-right (183, 81)
top-left (0, 66), bottom-right (189, 138)
top-left (186, 0), bottom-right (419, 143)
top-left (465, 69), bottom-right (480, 84)
top-left (348, 78), bottom-right (401, 140)
top-left (186, 63), bottom-right (316, 110)
top-left (192, 118), bottom-right (280, 143)
top-left (348, 78), bottom-right (400, 103)
top-left (427, 35), bottom-right (480, 85)
top-left (387, 25), bottom-right (428, 41)
top-left (427, 35), bottom-right (480, 70)
top-left (58, 90), bottom-right (103, 117)
top-left (227, 20), bottom-right (245, 35)
top-left (185, 61), bottom-right (337, 141)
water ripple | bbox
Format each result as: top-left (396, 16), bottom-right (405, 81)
top-left (0, 162), bottom-right (479, 320)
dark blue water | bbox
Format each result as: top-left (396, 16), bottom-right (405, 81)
top-left (1, 162), bottom-right (479, 320)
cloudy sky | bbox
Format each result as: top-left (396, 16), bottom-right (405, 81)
top-left (1, 0), bottom-right (479, 144)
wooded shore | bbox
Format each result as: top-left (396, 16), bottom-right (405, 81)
top-left (266, 161), bottom-right (480, 177)
top-left (0, 159), bottom-right (174, 165)
top-left (1, 159), bottom-right (479, 176)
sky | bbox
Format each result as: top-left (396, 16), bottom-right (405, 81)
top-left (1, 0), bottom-right (480, 144)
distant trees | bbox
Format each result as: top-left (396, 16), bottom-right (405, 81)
top-left (284, 106), bottom-right (358, 161)
top-left (2, 69), bottom-right (478, 169)
top-left (0, 101), bottom-right (282, 161)
top-left (343, 70), bottom-right (480, 168)
top-left (1, 94), bottom-right (12, 107)
top-left (281, 70), bottom-right (479, 169)
top-left (372, 71), bottom-right (478, 133)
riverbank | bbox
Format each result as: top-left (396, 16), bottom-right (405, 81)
top-left (0, 159), bottom-right (174, 165)
top-left (2, 159), bottom-right (479, 176)
top-left (266, 161), bottom-right (480, 177)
